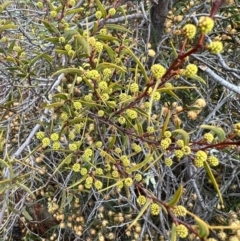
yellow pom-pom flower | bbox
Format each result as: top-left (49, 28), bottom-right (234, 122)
top-left (42, 137), bottom-right (50, 148)
top-left (172, 205), bottom-right (187, 217)
top-left (198, 16), bottom-right (214, 34)
top-left (69, 143), bottom-right (78, 151)
top-left (130, 83), bottom-right (139, 93)
top-left (60, 112), bottom-right (68, 121)
top-left (152, 91), bottom-right (161, 101)
top-left (64, 44), bottom-right (72, 51)
top-left (98, 81), bottom-right (108, 90)
top-left (207, 41), bottom-right (223, 54)
top-left (174, 150), bottom-right (184, 159)
top-left (118, 116), bottom-right (126, 125)
top-left (161, 139), bottom-right (171, 150)
top-left (112, 170), bottom-right (119, 178)
top-left (182, 24), bottom-right (197, 39)
top-left (176, 139), bottom-right (184, 148)
top-left (165, 157), bottom-right (173, 167)
top-left (164, 131), bottom-right (172, 138)
top-left (208, 156), bottom-right (219, 166)
top-left (59, 37), bottom-right (65, 43)
top-left (124, 177), bottom-right (133, 187)
top-left (36, 131), bottom-right (45, 140)
top-left (151, 64), bottom-right (166, 79)
top-left (95, 141), bottom-right (103, 148)
top-left (135, 173), bottom-right (142, 181)
top-left (94, 41), bottom-right (103, 52)
top-left (72, 163), bottom-right (81, 172)
top-left (52, 141), bottom-right (61, 150)
top-left (120, 155), bottom-right (130, 167)
top-left (176, 224), bottom-right (188, 238)
top-left (73, 101), bottom-right (82, 110)
top-left (95, 168), bottom-right (103, 175)
top-left (50, 10), bottom-right (58, 18)
top-left (195, 150), bottom-right (207, 162)
top-left (137, 195), bottom-right (146, 205)
top-left (204, 133), bottom-right (214, 143)
top-left (80, 167), bottom-right (88, 175)
top-left (108, 8), bottom-right (116, 16)
top-left (150, 203), bottom-right (161, 215)
top-left (184, 64), bottom-right (198, 76)
top-left (182, 146), bottom-right (191, 155)
top-left (126, 109), bottom-right (138, 119)
top-left (95, 11), bottom-right (102, 19)
top-left (94, 180), bottom-right (103, 190)
top-left (147, 126), bottom-right (155, 134)
top-left (98, 110), bottom-right (104, 117)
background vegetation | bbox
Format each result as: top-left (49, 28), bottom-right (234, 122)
top-left (1, 0), bottom-right (240, 240)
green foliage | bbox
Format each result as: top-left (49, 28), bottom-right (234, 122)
top-left (1, 0), bottom-right (240, 240)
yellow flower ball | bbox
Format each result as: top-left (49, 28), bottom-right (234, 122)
top-left (165, 158), bottom-right (173, 167)
top-left (172, 205), bottom-right (187, 216)
top-left (137, 195), bottom-right (146, 205)
top-left (108, 8), bottom-right (116, 16)
top-left (151, 64), bottom-right (166, 79)
top-left (208, 156), bottom-right (219, 166)
top-left (72, 163), bottom-right (81, 172)
top-left (184, 64), bottom-right (198, 76)
top-left (195, 150), bottom-right (207, 162)
top-left (207, 41), bottom-right (223, 54)
top-left (150, 203), bottom-right (161, 215)
top-left (176, 224), bottom-right (188, 238)
top-left (182, 24), bottom-right (197, 39)
top-left (95, 11), bottom-right (102, 19)
top-left (198, 16), bottom-right (214, 34)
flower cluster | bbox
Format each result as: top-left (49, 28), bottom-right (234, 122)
top-left (172, 205), bottom-right (187, 216)
top-left (126, 109), bottom-right (138, 119)
top-left (85, 70), bottom-right (100, 80)
top-left (130, 83), bottom-right (139, 93)
top-left (120, 155), bottom-right (130, 167)
top-left (208, 156), bottom-right (219, 166)
top-left (94, 180), bottom-right (103, 190)
top-left (95, 11), bottom-right (102, 19)
top-left (137, 195), bottom-right (146, 205)
top-left (204, 133), bottom-right (214, 143)
top-left (150, 203), bottom-right (161, 215)
top-left (151, 64), bottom-right (166, 79)
top-left (165, 157), bottom-right (173, 167)
top-left (234, 122), bottom-right (240, 136)
top-left (152, 91), bottom-right (161, 101)
top-left (108, 8), bottom-right (116, 16)
top-left (85, 176), bottom-right (93, 189)
top-left (72, 163), bottom-right (81, 172)
top-left (182, 24), bottom-right (197, 39)
top-left (194, 150), bottom-right (207, 167)
top-left (36, 131), bottom-right (45, 140)
top-left (176, 224), bottom-right (188, 238)
top-left (207, 41), bottom-right (223, 54)
top-left (134, 173), bottom-right (142, 182)
top-left (69, 143), bottom-right (78, 151)
top-left (42, 137), bottom-right (50, 148)
top-left (161, 138), bottom-right (171, 150)
top-left (198, 16), bottom-right (214, 34)
top-left (183, 64), bottom-right (198, 76)
top-left (124, 177), bottom-right (133, 187)
top-left (131, 143), bottom-right (142, 153)
top-left (174, 150), bottom-right (184, 159)
top-left (73, 101), bottom-right (82, 110)
top-left (50, 133), bottom-right (59, 141)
